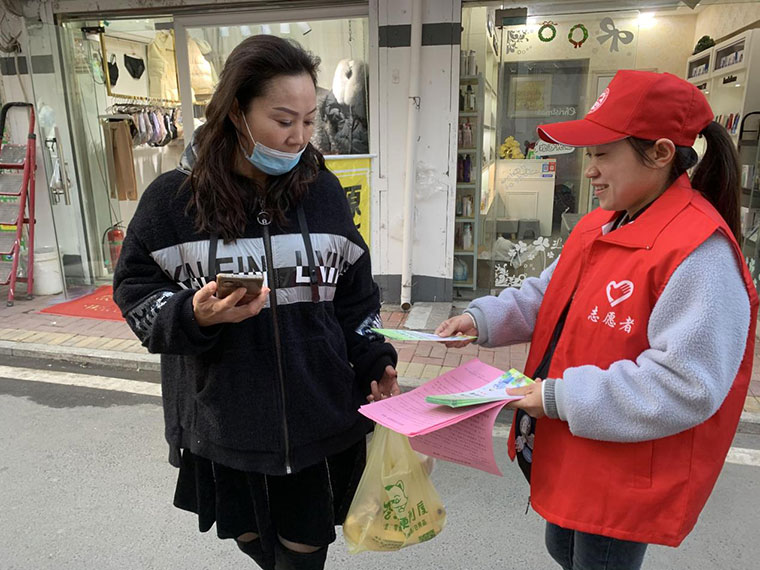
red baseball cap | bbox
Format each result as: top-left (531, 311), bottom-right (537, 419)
top-left (537, 70), bottom-right (714, 148)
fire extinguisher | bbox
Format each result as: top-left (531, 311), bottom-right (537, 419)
top-left (102, 223), bottom-right (124, 272)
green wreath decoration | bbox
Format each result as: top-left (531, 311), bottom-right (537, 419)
top-left (538, 21), bottom-right (557, 43)
top-left (568, 23), bottom-right (589, 48)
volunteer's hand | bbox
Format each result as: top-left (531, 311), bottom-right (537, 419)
top-left (435, 313), bottom-right (478, 348)
top-left (192, 281), bottom-right (270, 327)
top-left (506, 379), bottom-right (545, 419)
top-left (367, 365), bottom-right (400, 403)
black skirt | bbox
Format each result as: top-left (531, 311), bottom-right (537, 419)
top-left (173, 438), bottom-right (366, 548)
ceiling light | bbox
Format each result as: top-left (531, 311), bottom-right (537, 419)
top-left (219, 26), bottom-right (230, 37)
top-left (298, 22), bottom-right (312, 35)
top-left (261, 24), bottom-right (272, 34)
top-left (241, 26), bottom-right (252, 37)
top-left (280, 23), bottom-right (291, 34)
top-left (637, 12), bottom-right (656, 30)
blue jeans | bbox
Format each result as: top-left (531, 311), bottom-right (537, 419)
top-left (545, 522), bottom-right (648, 570)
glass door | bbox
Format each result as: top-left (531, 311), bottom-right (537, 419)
top-left (477, 8), bottom-right (640, 294)
top-left (21, 18), bottom-right (101, 295)
top-left (29, 16), bottom-right (184, 292)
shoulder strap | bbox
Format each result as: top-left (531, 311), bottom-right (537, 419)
top-left (207, 232), bottom-right (218, 283)
top-left (297, 205), bottom-right (320, 303)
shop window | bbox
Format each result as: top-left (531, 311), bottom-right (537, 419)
top-left (458, 6), bottom-right (642, 296)
top-left (186, 18), bottom-right (369, 155)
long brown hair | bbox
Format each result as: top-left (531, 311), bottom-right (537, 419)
top-left (628, 124), bottom-right (741, 240)
top-left (187, 35), bottom-right (325, 240)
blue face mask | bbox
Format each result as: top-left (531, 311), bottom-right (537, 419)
top-left (240, 114), bottom-right (306, 176)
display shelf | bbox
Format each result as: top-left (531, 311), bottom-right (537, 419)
top-left (712, 33), bottom-right (748, 76)
top-left (689, 29), bottom-right (760, 177)
top-left (686, 46), bottom-right (713, 83)
top-left (455, 72), bottom-right (495, 290)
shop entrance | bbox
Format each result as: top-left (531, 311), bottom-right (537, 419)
top-left (24, 4), bottom-right (370, 297)
top-left (455, 2), bottom-right (641, 297)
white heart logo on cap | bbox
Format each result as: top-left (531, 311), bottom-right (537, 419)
top-left (589, 88), bottom-right (609, 114)
top-left (606, 280), bottom-right (634, 307)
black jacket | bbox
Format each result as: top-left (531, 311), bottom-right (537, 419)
top-left (113, 167), bottom-right (396, 475)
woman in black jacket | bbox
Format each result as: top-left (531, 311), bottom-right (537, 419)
top-left (113, 35), bottom-right (398, 570)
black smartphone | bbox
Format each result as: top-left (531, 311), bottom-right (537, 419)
top-left (216, 273), bottom-right (265, 304)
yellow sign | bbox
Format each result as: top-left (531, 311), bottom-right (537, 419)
top-left (325, 157), bottom-right (371, 247)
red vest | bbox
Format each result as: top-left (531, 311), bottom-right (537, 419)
top-left (508, 175), bottom-right (758, 546)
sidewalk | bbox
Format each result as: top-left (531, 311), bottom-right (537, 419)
top-left (1, 285), bottom-right (759, 427)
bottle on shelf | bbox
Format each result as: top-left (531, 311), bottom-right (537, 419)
top-left (457, 155), bottom-right (464, 182)
top-left (456, 196), bottom-right (464, 216)
top-left (463, 154), bottom-right (472, 182)
top-left (464, 85), bottom-right (474, 111)
top-left (457, 122), bottom-right (463, 146)
top-left (463, 195), bottom-right (473, 217)
top-left (459, 88), bottom-right (465, 112)
top-left (467, 50), bottom-right (477, 76)
top-left (462, 121), bottom-right (473, 148)
top-left (453, 257), bottom-right (468, 282)
top-left (460, 50), bottom-right (467, 76)
top-left (462, 223), bottom-right (473, 250)
top-left (467, 85), bottom-right (476, 112)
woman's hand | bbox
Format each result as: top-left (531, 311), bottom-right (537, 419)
top-left (367, 365), bottom-right (400, 403)
top-left (435, 313), bottom-right (478, 348)
top-left (192, 281), bottom-right (270, 327)
top-left (507, 379), bottom-right (545, 419)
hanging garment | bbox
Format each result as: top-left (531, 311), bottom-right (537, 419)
top-left (168, 108), bottom-right (178, 140)
top-left (104, 120), bottom-right (138, 200)
top-left (136, 111), bottom-right (146, 145)
top-left (143, 111), bottom-right (154, 145)
top-left (157, 111), bottom-right (168, 145)
top-left (150, 111), bottom-right (163, 145)
top-left (148, 31), bottom-right (179, 101)
top-left (188, 37), bottom-right (217, 98)
top-left (174, 106), bottom-right (184, 139)
top-left (162, 111), bottom-right (174, 144)
top-left (130, 113), bottom-right (143, 145)
top-left (123, 54), bottom-right (146, 80)
top-left (107, 54), bottom-right (119, 87)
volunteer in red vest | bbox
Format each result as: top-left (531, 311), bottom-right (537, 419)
top-left (436, 70), bottom-right (758, 569)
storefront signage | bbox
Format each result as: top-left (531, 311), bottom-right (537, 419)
top-left (548, 106), bottom-right (577, 116)
top-left (533, 141), bottom-right (574, 156)
top-left (325, 157), bottom-right (372, 247)
top-left (722, 74), bottom-right (738, 85)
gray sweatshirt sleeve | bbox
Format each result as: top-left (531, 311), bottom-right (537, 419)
top-left (465, 258), bottom-right (558, 347)
top-left (543, 232), bottom-right (751, 442)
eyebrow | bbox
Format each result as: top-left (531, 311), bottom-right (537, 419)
top-left (272, 106), bottom-right (318, 116)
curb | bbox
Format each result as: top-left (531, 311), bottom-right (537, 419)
top-left (1, 340), bottom-right (759, 434)
top-left (0, 339), bottom-right (161, 372)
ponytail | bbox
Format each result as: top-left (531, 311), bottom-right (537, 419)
top-left (690, 121), bottom-right (741, 241)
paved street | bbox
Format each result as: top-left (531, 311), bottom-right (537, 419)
top-left (1, 357), bottom-right (759, 569)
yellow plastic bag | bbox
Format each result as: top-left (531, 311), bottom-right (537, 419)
top-left (343, 426), bottom-right (446, 553)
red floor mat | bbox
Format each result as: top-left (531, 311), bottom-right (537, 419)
top-left (40, 285), bottom-right (125, 321)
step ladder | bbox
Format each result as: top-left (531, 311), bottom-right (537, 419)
top-left (0, 102), bottom-right (37, 306)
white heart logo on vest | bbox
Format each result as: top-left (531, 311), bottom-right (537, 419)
top-left (606, 280), bottom-right (634, 307)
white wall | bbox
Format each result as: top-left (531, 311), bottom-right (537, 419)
top-left (695, 2), bottom-right (760, 44)
top-left (372, 0), bottom-right (461, 300)
top-left (638, 12), bottom-right (697, 77)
